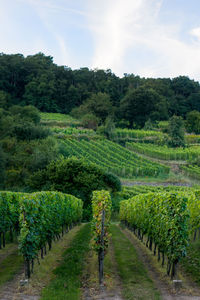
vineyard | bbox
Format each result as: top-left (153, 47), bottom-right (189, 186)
top-left (59, 138), bottom-right (170, 178)
top-left (180, 164), bottom-right (200, 181)
top-left (112, 128), bottom-right (164, 139)
top-left (120, 190), bottom-right (200, 278)
top-left (117, 185), bottom-right (198, 200)
top-left (51, 127), bottom-right (99, 138)
top-left (126, 142), bottom-right (200, 160)
top-left (1, 112), bottom-right (200, 299)
top-left (40, 112), bottom-right (80, 127)
top-left (0, 191), bottom-right (83, 278)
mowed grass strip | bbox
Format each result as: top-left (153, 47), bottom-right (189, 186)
top-left (0, 248), bottom-right (23, 287)
top-left (110, 224), bottom-right (161, 300)
top-left (40, 223), bottom-right (91, 300)
top-left (181, 238), bottom-right (200, 286)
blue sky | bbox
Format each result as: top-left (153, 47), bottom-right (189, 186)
top-left (1, 0), bottom-right (200, 81)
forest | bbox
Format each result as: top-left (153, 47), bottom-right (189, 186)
top-left (1, 52), bottom-right (200, 128)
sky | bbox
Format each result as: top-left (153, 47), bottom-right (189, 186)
top-left (1, 0), bottom-right (200, 81)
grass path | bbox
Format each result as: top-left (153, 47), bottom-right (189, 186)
top-left (40, 223), bottom-right (91, 300)
top-left (82, 231), bottom-right (123, 300)
top-left (0, 224), bottom-right (85, 300)
top-left (120, 225), bottom-right (200, 300)
top-left (111, 224), bottom-right (161, 300)
top-left (0, 243), bottom-right (23, 288)
top-left (1, 224), bottom-right (200, 300)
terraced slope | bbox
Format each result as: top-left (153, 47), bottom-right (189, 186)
top-left (60, 139), bottom-right (170, 178)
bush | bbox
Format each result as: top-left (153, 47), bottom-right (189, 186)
top-left (28, 157), bottom-right (121, 220)
top-left (12, 123), bottom-right (50, 140)
top-left (80, 113), bottom-right (99, 130)
top-left (167, 115), bottom-right (185, 148)
top-left (186, 110), bottom-right (200, 134)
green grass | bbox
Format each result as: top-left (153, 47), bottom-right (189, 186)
top-left (181, 238), bottom-right (200, 286)
top-left (110, 224), bottom-right (161, 300)
top-left (40, 223), bottom-right (91, 300)
top-left (0, 249), bottom-right (23, 287)
top-left (40, 112), bottom-right (77, 122)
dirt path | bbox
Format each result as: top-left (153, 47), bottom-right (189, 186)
top-left (120, 226), bottom-right (200, 300)
top-left (0, 268), bottom-right (39, 300)
top-left (0, 226), bottom-right (82, 300)
top-left (121, 180), bottom-right (193, 187)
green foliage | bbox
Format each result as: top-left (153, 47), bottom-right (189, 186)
top-left (143, 119), bottom-right (156, 130)
top-left (59, 139), bottom-right (169, 178)
top-left (113, 128), bottom-right (164, 141)
top-left (0, 144), bottom-right (6, 186)
top-left (119, 86), bottom-right (168, 128)
top-left (120, 192), bottom-right (190, 266)
top-left (116, 185), bottom-right (199, 202)
top-left (71, 92), bottom-right (113, 124)
top-left (180, 164), bottom-right (200, 181)
top-left (18, 191), bottom-right (83, 261)
top-left (126, 142), bottom-right (200, 160)
top-left (28, 157), bottom-right (121, 219)
top-left (181, 238), bottom-right (200, 285)
top-left (80, 113), bottom-right (100, 130)
top-left (1, 136), bottom-right (59, 189)
top-left (91, 190), bottom-right (111, 252)
top-left (0, 91), bottom-right (11, 109)
top-left (0, 53), bottom-right (200, 126)
top-left (0, 192), bottom-right (22, 248)
top-left (99, 116), bottom-right (116, 139)
top-left (12, 123), bottom-right (50, 141)
top-left (168, 115), bottom-right (185, 147)
top-left (10, 105), bottom-right (41, 125)
top-left (186, 110), bottom-right (200, 134)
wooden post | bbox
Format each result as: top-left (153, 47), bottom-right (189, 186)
top-left (2, 232), bottom-right (5, 248)
top-left (98, 209), bottom-right (105, 285)
top-left (25, 259), bottom-right (30, 279)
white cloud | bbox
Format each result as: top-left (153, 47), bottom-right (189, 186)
top-left (86, 0), bottom-right (200, 80)
top-left (190, 27), bottom-right (200, 41)
top-left (87, 0), bottom-right (163, 74)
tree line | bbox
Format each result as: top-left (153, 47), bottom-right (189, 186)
top-left (1, 52), bottom-right (200, 128)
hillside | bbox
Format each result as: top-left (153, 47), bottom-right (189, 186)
top-left (1, 111), bottom-right (200, 300)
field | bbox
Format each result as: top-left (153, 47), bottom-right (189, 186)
top-left (40, 112), bottom-right (80, 127)
top-left (1, 112), bottom-right (200, 300)
top-left (126, 142), bottom-right (200, 160)
top-left (60, 138), bottom-right (170, 178)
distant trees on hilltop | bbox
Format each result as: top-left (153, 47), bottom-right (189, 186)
top-left (0, 52), bottom-right (200, 128)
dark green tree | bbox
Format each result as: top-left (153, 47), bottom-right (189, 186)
top-left (186, 110), bottom-right (200, 134)
top-left (168, 115), bottom-right (185, 147)
top-left (120, 87), bottom-right (168, 128)
top-left (28, 157), bottom-right (121, 219)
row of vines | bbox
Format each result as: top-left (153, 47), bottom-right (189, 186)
top-left (126, 142), bottom-right (200, 160)
top-left (118, 185), bottom-right (196, 200)
top-left (60, 138), bottom-right (169, 178)
top-left (120, 191), bottom-right (200, 278)
top-left (180, 165), bottom-right (200, 181)
top-left (0, 191), bottom-right (83, 278)
top-left (91, 190), bottom-right (112, 284)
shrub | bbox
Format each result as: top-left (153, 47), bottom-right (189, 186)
top-left (28, 157), bottom-right (121, 220)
